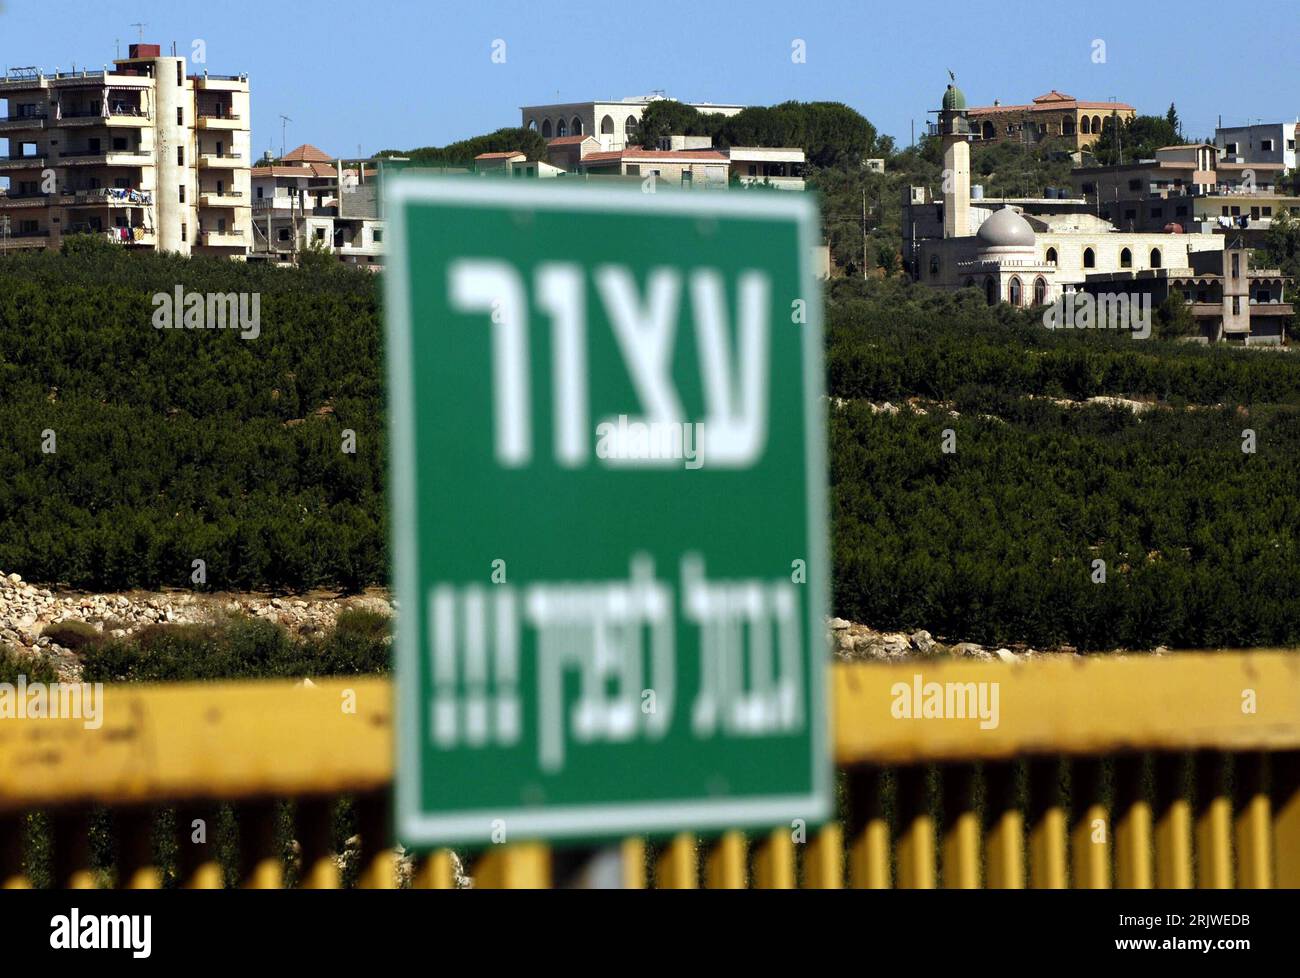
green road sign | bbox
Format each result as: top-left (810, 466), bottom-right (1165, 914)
top-left (384, 177), bottom-right (829, 846)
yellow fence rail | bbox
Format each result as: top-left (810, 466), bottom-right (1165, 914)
top-left (1, 652), bottom-right (1298, 888)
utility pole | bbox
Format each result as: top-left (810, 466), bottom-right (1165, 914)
top-left (862, 189), bottom-right (867, 278)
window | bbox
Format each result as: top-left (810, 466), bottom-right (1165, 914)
top-left (1257, 289), bottom-right (1271, 302)
top-left (278, 227), bottom-right (291, 242)
top-left (600, 115), bottom-right (614, 134)
top-left (112, 137), bottom-right (128, 151)
top-left (177, 146), bottom-right (184, 165)
top-left (1232, 254), bottom-right (1240, 277)
top-left (179, 185), bottom-right (186, 203)
top-left (1034, 277), bottom-right (1047, 305)
top-left (1150, 248), bottom-right (1161, 268)
top-left (1261, 139), bottom-right (1274, 152)
top-left (556, 118), bottom-right (568, 138)
top-left (1045, 247), bottom-right (1058, 265)
top-left (176, 62), bottom-right (183, 86)
top-left (256, 186), bottom-right (263, 199)
top-left (181, 223), bottom-right (187, 242)
top-left (1232, 296), bottom-right (1240, 314)
top-left (1225, 142), bottom-right (1238, 155)
top-left (929, 255), bottom-right (941, 276)
top-left (984, 277), bottom-right (997, 305)
top-left (1263, 206), bottom-right (1273, 217)
top-left (541, 119), bottom-right (552, 138)
top-left (373, 229), bottom-right (383, 243)
top-left (571, 116), bottom-right (583, 135)
top-left (748, 164), bottom-right (757, 176)
top-left (315, 227), bottom-right (326, 241)
top-left (1120, 248), bottom-right (1133, 268)
top-left (1083, 247), bottom-right (1095, 269)
top-left (526, 118), bottom-right (537, 132)
top-left (1008, 277), bottom-right (1022, 305)
top-left (1081, 182), bottom-right (1095, 195)
top-left (1081, 116), bottom-right (1091, 134)
top-left (177, 107), bottom-right (183, 125)
top-left (681, 171), bottom-right (692, 188)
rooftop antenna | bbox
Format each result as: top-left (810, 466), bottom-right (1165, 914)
top-left (278, 114), bottom-right (292, 158)
top-left (130, 22), bottom-right (147, 44)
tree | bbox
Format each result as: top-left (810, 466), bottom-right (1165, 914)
top-left (376, 126), bottom-right (548, 165)
top-left (1165, 103), bottom-right (1181, 141)
top-left (1090, 114), bottom-right (1179, 165)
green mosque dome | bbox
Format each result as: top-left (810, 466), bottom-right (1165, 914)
top-left (942, 83), bottom-right (966, 112)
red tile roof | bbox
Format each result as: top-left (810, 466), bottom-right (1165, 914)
top-left (548, 135), bottom-right (594, 145)
top-left (281, 143), bottom-right (333, 162)
top-left (475, 151), bottom-right (526, 160)
top-left (968, 91), bottom-right (1135, 115)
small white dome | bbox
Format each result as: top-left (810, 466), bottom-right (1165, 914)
top-left (977, 206), bottom-right (1035, 247)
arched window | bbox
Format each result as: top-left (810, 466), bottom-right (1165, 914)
top-left (1083, 247), bottom-right (1096, 269)
top-left (541, 119), bottom-right (553, 138)
top-left (571, 116), bottom-right (583, 135)
top-left (624, 115), bottom-right (638, 135)
top-left (1150, 248), bottom-right (1162, 268)
top-left (985, 277), bottom-right (997, 306)
top-left (1008, 276), bottom-right (1022, 305)
top-left (556, 118), bottom-right (568, 137)
top-left (1034, 276), bottom-right (1047, 305)
top-left (1046, 247), bottom-right (1058, 265)
top-left (1120, 247), bottom-right (1132, 268)
top-left (600, 114), bottom-right (614, 134)
top-left (929, 254), bottom-right (940, 276)
top-left (1081, 116), bottom-right (1091, 135)
top-left (981, 121), bottom-right (995, 140)
top-left (1062, 117), bottom-right (1076, 136)
top-left (1092, 115), bottom-right (1102, 134)
top-left (526, 118), bottom-right (538, 132)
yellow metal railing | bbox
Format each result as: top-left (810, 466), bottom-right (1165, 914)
top-left (1, 652), bottom-right (1298, 888)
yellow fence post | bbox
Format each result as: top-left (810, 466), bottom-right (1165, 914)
top-left (655, 833), bottom-right (697, 889)
top-left (984, 762), bottom-right (1024, 889)
top-left (0, 814), bottom-right (30, 889)
top-left (1232, 753), bottom-right (1271, 889)
top-left (1154, 754), bottom-right (1194, 889)
top-left (474, 843), bottom-right (552, 888)
top-left (1194, 753), bottom-right (1233, 889)
top-left (848, 767), bottom-right (891, 889)
top-left (237, 801), bottom-right (284, 889)
top-left (620, 838), bottom-right (647, 889)
top-left (753, 828), bottom-right (795, 889)
top-left (1274, 752), bottom-right (1300, 887)
top-left (411, 850), bottom-right (456, 889)
top-left (117, 807), bottom-right (162, 889)
top-left (297, 797), bottom-right (340, 889)
top-left (176, 804), bottom-right (224, 889)
top-left (895, 766), bottom-right (935, 889)
top-left (1028, 759), bottom-right (1067, 889)
top-left (941, 765), bottom-right (980, 888)
top-left (51, 811), bottom-right (97, 889)
top-left (704, 831), bottom-right (746, 889)
top-left (356, 792), bottom-right (398, 889)
top-left (805, 824), bottom-right (843, 889)
top-left (1113, 755), bottom-right (1153, 889)
top-left (1070, 759), bottom-right (1111, 889)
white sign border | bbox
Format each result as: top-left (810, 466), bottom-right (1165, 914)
top-left (383, 175), bottom-right (831, 846)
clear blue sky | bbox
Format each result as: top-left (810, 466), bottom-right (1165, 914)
top-left (2, 0), bottom-right (1297, 157)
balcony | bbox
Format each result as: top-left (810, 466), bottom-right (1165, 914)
top-left (59, 148), bottom-right (151, 166)
top-left (199, 228), bottom-right (247, 247)
top-left (200, 189), bottom-right (245, 208)
top-left (61, 188), bottom-right (154, 207)
top-left (198, 152), bottom-right (242, 169)
top-left (197, 112), bottom-right (243, 131)
top-left (0, 190), bottom-right (51, 208)
top-left (59, 107), bottom-right (151, 127)
top-left (0, 113), bottom-right (48, 132)
top-left (0, 154), bottom-right (45, 171)
top-left (0, 228), bottom-right (50, 249)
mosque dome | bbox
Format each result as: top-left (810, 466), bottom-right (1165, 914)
top-left (942, 84), bottom-right (966, 111)
top-left (977, 206), bottom-right (1036, 248)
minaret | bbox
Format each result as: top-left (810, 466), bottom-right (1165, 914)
top-left (938, 79), bottom-right (971, 239)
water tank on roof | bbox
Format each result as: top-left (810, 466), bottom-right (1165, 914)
top-left (971, 184), bottom-right (984, 200)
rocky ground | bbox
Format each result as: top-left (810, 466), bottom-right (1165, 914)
top-left (0, 571), bottom-right (393, 681)
top-left (1, 566), bottom-right (1157, 683)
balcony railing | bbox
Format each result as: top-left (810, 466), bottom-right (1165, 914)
top-left (198, 111), bottom-right (241, 121)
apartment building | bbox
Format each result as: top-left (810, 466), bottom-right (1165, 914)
top-left (1215, 121), bottom-right (1298, 172)
top-left (0, 43), bottom-right (251, 257)
top-left (249, 144), bottom-right (389, 268)
top-left (1070, 144), bottom-right (1298, 236)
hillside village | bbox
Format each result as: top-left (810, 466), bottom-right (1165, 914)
top-left (1, 43), bottom-right (1297, 344)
